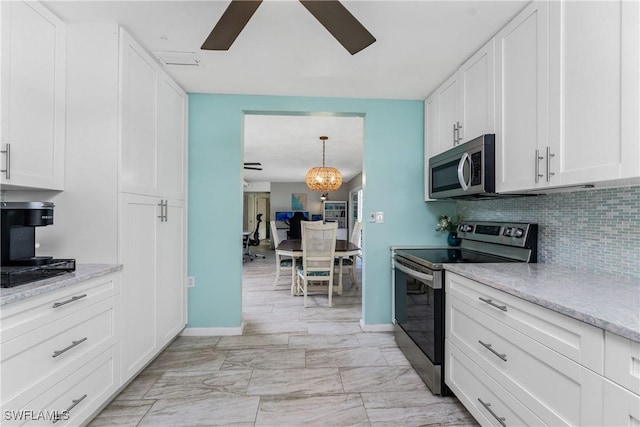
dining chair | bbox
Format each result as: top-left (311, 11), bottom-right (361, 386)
top-left (296, 221), bottom-right (338, 307)
top-left (270, 220), bottom-right (295, 289)
top-left (335, 221), bottom-right (362, 289)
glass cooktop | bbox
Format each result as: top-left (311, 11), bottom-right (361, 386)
top-left (394, 248), bottom-right (515, 270)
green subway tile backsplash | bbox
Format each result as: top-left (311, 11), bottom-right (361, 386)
top-left (457, 185), bottom-right (640, 279)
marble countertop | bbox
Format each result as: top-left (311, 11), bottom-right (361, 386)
top-left (1, 264), bottom-right (123, 306)
top-left (444, 263), bottom-right (640, 342)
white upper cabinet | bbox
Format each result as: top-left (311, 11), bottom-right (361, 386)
top-left (548, 0), bottom-right (640, 186)
top-left (0, 1), bottom-right (66, 190)
top-left (119, 30), bottom-right (158, 196)
top-left (436, 73), bottom-right (460, 154)
top-left (496, 0), bottom-right (639, 193)
top-left (459, 39), bottom-right (495, 144)
top-left (119, 29), bottom-right (187, 199)
top-left (495, 0), bottom-right (550, 193)
top-left (424, 38), bottom-right (495, 162)
top-left (157, 74), bottom-right (187, 201)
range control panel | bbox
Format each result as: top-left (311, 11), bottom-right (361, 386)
top-left (456, 221), bottom-right (537, 248)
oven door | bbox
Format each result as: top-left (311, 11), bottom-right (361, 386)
top-left (393, 256), bottom-right (443, 365)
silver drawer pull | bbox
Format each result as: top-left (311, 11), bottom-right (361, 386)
top-left (479, 340), bottom-right (507, 362)
top-left (478, 398), bottom-right (506, 427)
top-left (479, 297), bottom-right (507, 312)
top-left (52, 294), bottom-right (87, 309)
top-left (52, 394), bottom-right (87, 424)
top-left (52, 337), bottom-right (87, 358)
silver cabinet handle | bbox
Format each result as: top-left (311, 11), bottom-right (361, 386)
top-left (158, 200), bottom-right (167, 222)
top-left (534, 149), bottom-right (544, 183)
top-left (52, 337), bottom-right (87, 358)
top-left (453, 123), bottom-right (458, 145)
top-left (478, 340), bottom-right (507, 361)
top-left (456, 121), bottom-right (463, 143)
top-left (479, 297), bottom-right (507, 312)
top-left (163, 200), bottom-right (168, 222)
top-left (52, 294), bottom-right (87, 309)
top-left (1, 143), bottom-right (10, 179)
top-left (52, 394), bottom-right (87, 424)
top-left (478, 398), bottom-right (506, 427)
top-left (546, 146), bottom-right (555, 182)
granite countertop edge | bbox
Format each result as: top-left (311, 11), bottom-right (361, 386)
top-left (444, 263), bottom-right (640, 343)
top-left (1, 264), bottom-right (123, 306)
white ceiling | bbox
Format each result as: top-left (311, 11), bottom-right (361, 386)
top-left (43, 0), bottom-right (528, 183)
top-left (243, 114), bottom-right (364, 183)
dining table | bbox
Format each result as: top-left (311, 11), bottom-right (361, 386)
top-left (277, 239), bottom-right (361, 296)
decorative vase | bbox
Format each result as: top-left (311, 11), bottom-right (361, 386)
top-left (447, 231), bottom-right (461, 246)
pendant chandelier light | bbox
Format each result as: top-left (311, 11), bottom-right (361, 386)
top-left (305, 136), bottom-right (343, 192)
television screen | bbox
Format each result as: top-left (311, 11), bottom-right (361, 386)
top-left (275, 211), bottom-right (310, 221)
top-left (311, 214), bottom-right (323, 221)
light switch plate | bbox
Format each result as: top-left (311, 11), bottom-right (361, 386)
top-left (369, 212), bottom-right (376, 223)
top-left (376, 212), bottom-right (384, 223)
top-left (187, 276), bottom-right (196, 287)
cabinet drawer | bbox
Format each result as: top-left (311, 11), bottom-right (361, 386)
top-left (4, 347), bottom-right (119, 426)
top-left (1, 298), bottom-right (117, 404)
top-left (446, 272), bottom-right (604, 373)
top-left (446, 339), bottom-right (545, 426)
top-left (1, 273), bottom-right (119, 343)
top-left (602, 377), bottom-right (640, 426)
top-left (604, 331), bottom-right (640, 395)
top-left (447, 293), bottom-right (603, 426)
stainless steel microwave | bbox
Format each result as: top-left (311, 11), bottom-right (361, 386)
top-left (428, 134), bottom-right (495, 199)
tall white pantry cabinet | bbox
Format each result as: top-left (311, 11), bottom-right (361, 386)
top-left (63, 24), bottom-right (188, 384)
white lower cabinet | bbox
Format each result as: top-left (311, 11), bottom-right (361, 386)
top-left (445, 271), bottom-right (619, 426)
top-left (0, 273), bottom-right (120, 426)
top-left (119, 193), bottom-right (185, 382)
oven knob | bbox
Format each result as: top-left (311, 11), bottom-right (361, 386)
top-left (503, 227), bottom-right (512, 236)
top-left (459, 224), bottom-right (473, 233)
top-left (514, 228), bottom-right (524, 238)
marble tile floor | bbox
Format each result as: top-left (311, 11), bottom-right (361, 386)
top-left (90, 245), bottom-right (477, 426)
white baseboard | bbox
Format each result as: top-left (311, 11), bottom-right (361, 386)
top-left (359, 319), bottom-right (394, 332)
top-left (181, 322), bottom-right (244, 336)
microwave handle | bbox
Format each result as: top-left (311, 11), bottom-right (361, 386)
top-left (457, 152), bottom-right (471, 191)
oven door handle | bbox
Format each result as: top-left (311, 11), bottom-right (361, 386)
top-left (457, 152), bottom-right (471, 192)
top-left (394, 262), bottom-right (435, 286)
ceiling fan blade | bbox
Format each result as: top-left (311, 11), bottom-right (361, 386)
top-left (244, 166), bottom-right (263, 170)
top-left (299, 0), bottom-right (376, 55)
top-left (201, 0), bottom-right (263, 50)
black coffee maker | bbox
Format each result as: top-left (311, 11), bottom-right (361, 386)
top-left (1, 202), bottom-right (55, 266)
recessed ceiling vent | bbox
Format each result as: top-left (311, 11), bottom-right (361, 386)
top-left (153, 51), bottom-right (203, 67)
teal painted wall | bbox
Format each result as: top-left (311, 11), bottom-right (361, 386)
top-left (187, 94), bottom-right (455, 328)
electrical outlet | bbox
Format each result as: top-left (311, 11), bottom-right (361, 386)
top-left (369, 212), bottom-right (376, 223)
top-left (376, 212), bottom-right (385, 223)
top-left (187, 276), bottom-right (196, 287)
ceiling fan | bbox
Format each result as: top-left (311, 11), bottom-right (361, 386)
top-left (244, 162), bottom-right (263, 171)
top-left (201, 0), bottom-right (376, 55)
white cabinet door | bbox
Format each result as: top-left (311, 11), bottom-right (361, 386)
top-left (459, 38), bottom-right (495, 143)
top-left (119, 193), bottom-right (159, 381)
top-left (549, 0), bottom-right (640, 185)
top-left (436, 74), bottom-right (460, 154)
top-left (495, 1), bottom-right (550, 193)
top-left (119, 29), bottom-right (158, 196)
top-left (156, 199), bottom-right (185, 346)
top-left (157, 74), bottom-right (187, 201)
top-left (0, 1), bottom-right (65, 190)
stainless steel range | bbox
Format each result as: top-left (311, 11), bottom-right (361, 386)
top-left (392, 221), bottom-right (537, 395)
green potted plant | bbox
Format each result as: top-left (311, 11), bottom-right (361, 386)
top-left (436, 214), bottom-right (463, 246)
